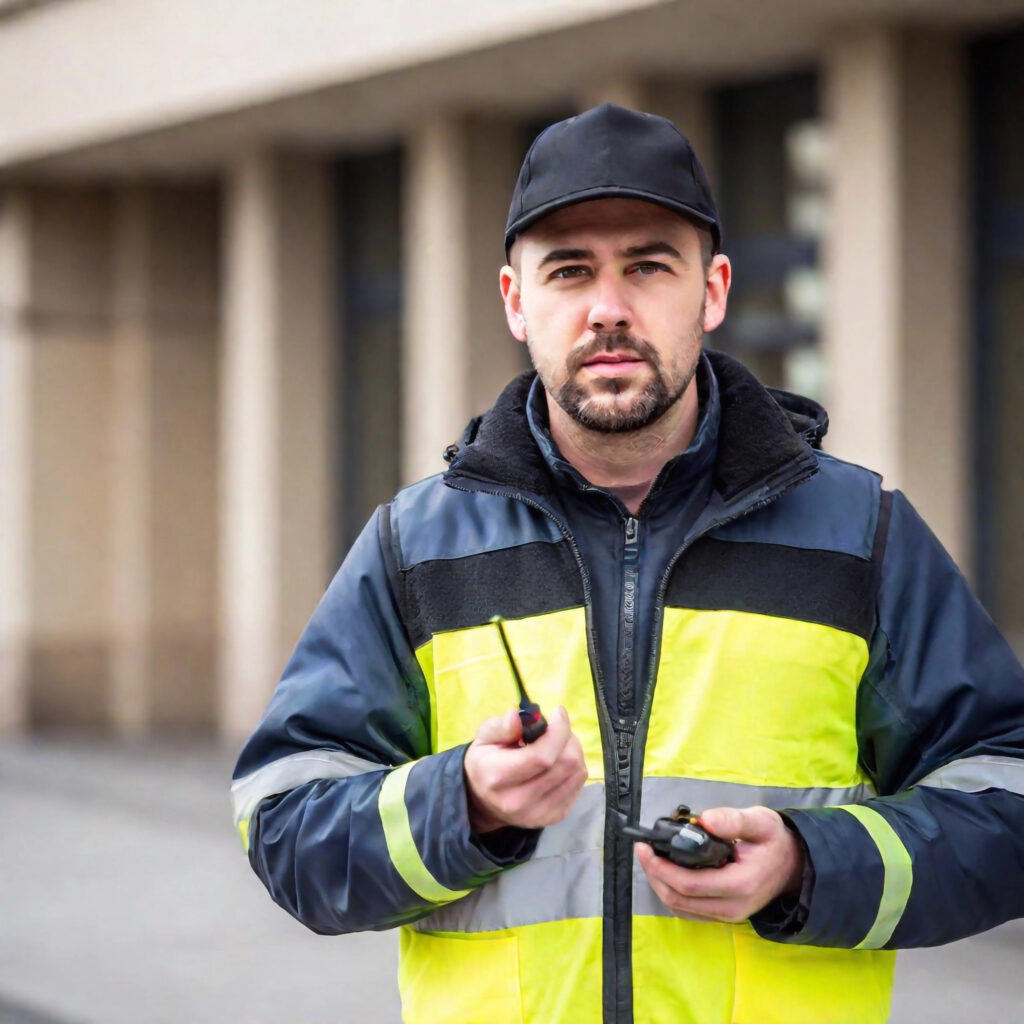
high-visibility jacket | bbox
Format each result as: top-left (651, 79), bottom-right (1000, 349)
top-left (232, 351), bottom-right (1024, 1024)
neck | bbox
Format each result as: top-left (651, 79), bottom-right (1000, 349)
top-left (547, 379), bottom-right (700, 514)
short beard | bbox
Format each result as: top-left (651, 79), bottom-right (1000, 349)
top-left (543, 327), bottom-right (701, 434)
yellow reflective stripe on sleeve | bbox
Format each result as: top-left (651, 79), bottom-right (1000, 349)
top-left (237, 817), bottom-right (250, 852)
top-left (840, 805), bottom-right (913, 950)
top-left (379, 760), bottom-right (471, 904)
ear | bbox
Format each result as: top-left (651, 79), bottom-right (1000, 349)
top-left (702, 254), bottom-right (732, 334)
top-left (499, 265), bottom-right (528, 343)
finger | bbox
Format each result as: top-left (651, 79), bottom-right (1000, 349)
top-left (476, 710), bottom-right (576, 790)
top-left (532, 749), bottom-right (589, 806)
top-left (473, 708), bottom-right (523, 746)
top-left (496, 740), bottom-right (587, 813)
top-left (699, 806), bottom-right (775, 844)
top-left (520, 763), bottom-right (588, 827)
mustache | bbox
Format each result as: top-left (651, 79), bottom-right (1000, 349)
top-left (566, 331), bottom-right (660, 374)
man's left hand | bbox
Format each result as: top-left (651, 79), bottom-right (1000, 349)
top-left (635, 806), bottom-right (804, 924)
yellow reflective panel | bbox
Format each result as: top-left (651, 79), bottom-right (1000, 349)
top-left (425, 607), bottom-right (604, 780)
top-left (633, 919), bottom-right (895, 1024)
top-left (647, 609), bottom-right (869, 789)
top-left (632, 916), bottom-right (735, 1024)
top-left (237, 818), bottom-right (250, 851)
top-left (400, 918), bottom-right (602, 1024)
top-left (731, 924), bottom-right (895, 1024)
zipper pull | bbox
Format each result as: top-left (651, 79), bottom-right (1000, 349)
top-left (624, 516), bottom-right (640, 563)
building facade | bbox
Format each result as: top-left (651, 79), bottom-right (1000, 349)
top-left (1, 0), bottom-right (1022, 740)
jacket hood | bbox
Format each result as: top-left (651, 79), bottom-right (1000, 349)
top-left (444, 350), bottom-right (826, 503)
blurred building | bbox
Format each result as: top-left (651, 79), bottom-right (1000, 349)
top-left (0, 0), bottom-right (1022, 741)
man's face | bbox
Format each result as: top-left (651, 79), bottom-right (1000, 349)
top-left (500, 198), bottom-right (730, 434)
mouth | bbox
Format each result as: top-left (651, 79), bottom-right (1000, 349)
top-left (581, 351), bottom-right (648, 378)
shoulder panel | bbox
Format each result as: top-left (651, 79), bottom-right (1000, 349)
top-left (391, 475), bottom-right (563, 569)
top-left (712, 452), bottom-right (881, 559)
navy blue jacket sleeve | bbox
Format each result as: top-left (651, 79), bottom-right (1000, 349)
top-left (759, 490), bottom-right (1024, 949)
top-left (231, 507), bottom-right (537, 936)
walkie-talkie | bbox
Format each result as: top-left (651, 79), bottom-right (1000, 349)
top-left (491, 617), bottom-right (548, 743)
top-left (622, 804), bottom-right (734, 869)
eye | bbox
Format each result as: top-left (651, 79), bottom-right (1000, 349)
top-left (630, 261), bottom-right (669, 276)
top-left (549, 265), bottom-right (590, 280)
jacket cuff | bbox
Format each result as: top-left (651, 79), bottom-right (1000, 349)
top-left (402, 745), bottom-right (537, 891)
top-left (755, 805), bottom-right (890, 948)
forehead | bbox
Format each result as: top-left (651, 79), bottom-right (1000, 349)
top-left (520, 197), bottom-right (694, 251)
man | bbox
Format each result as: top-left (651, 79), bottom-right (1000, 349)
top-left (232, 105), bottom-right (1024, 1024)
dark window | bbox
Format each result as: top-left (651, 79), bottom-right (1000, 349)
top-left (333, 149), bottom-right (403, 560)
top-left (972, 27), bottom-right (1024, 652)
top-left (711, 72), bottom-right (826, 400)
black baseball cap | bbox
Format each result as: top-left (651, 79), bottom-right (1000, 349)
top-left (504, 103), bottom-right (722, 258)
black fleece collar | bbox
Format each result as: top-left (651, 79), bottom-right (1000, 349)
top-left (444, 350), bottom-right (826, 505)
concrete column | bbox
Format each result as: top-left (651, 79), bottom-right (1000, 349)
top-left (824, 30), bottom-right (969, 569)
top-left (403, 114), bottom-right (526, 486)
top-left (0, 191), bottom-right (32, 734)
top-left (220, 152), bottom-right (333, 742)
top-left (109, 187), bottom-right (152, 735)
top-left (402, 115), bottom-right (472, 485)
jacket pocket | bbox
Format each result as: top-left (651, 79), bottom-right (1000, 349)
top-left (399, 927), bottom-right (523, 1024)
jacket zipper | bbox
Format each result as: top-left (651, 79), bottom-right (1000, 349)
top-left (445, 478), bottom-right (637, 1023)
top-left (625, 453), bottom-right (821, 832)
top-left (619, 516), bottom-right (640, 725)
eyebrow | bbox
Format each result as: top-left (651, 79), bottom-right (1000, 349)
top-left (536, 240), bottom-right (682, 270)
top-left (537, 247), bottom-right (594, 269)
top-left (621, 241), bottom-right (682, 260)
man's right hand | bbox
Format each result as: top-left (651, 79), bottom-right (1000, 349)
top-left (463, 705), bottom-right (588, 833)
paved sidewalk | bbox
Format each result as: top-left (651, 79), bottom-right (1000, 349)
top-left (1, 737), bottom-right (1021, 1023)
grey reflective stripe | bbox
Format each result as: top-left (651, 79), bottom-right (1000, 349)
top-left (913, 755), bottom-right (1024, 796)
top-left (639, 775), bottom-right (875, 827)
top-left (230, 748), bottom-right (386, 825)
top-left (413, 782), bottom-right (606, 933)
top-left (534, 782), bottom-right (605, 858)
top-left (413, 774), bottom-right (879, 933)
top-left (633, 855), bottom-right (675, 918)
top-left (414, 847), bottom-right (603, 933)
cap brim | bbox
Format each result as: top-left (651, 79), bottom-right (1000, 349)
top-left (504, 185), bottom-right (721, 256)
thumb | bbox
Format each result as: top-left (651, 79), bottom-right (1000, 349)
top-left (699, 806), bottom-right (776, 843)
top-left (474, 708), bottom-right (524, 746)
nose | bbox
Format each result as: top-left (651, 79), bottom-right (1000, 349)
top-left (587, 276), bottom-right (632, 333)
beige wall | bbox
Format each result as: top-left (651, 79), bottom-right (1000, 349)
top-left (0, 182), bottom-right (221, 734)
